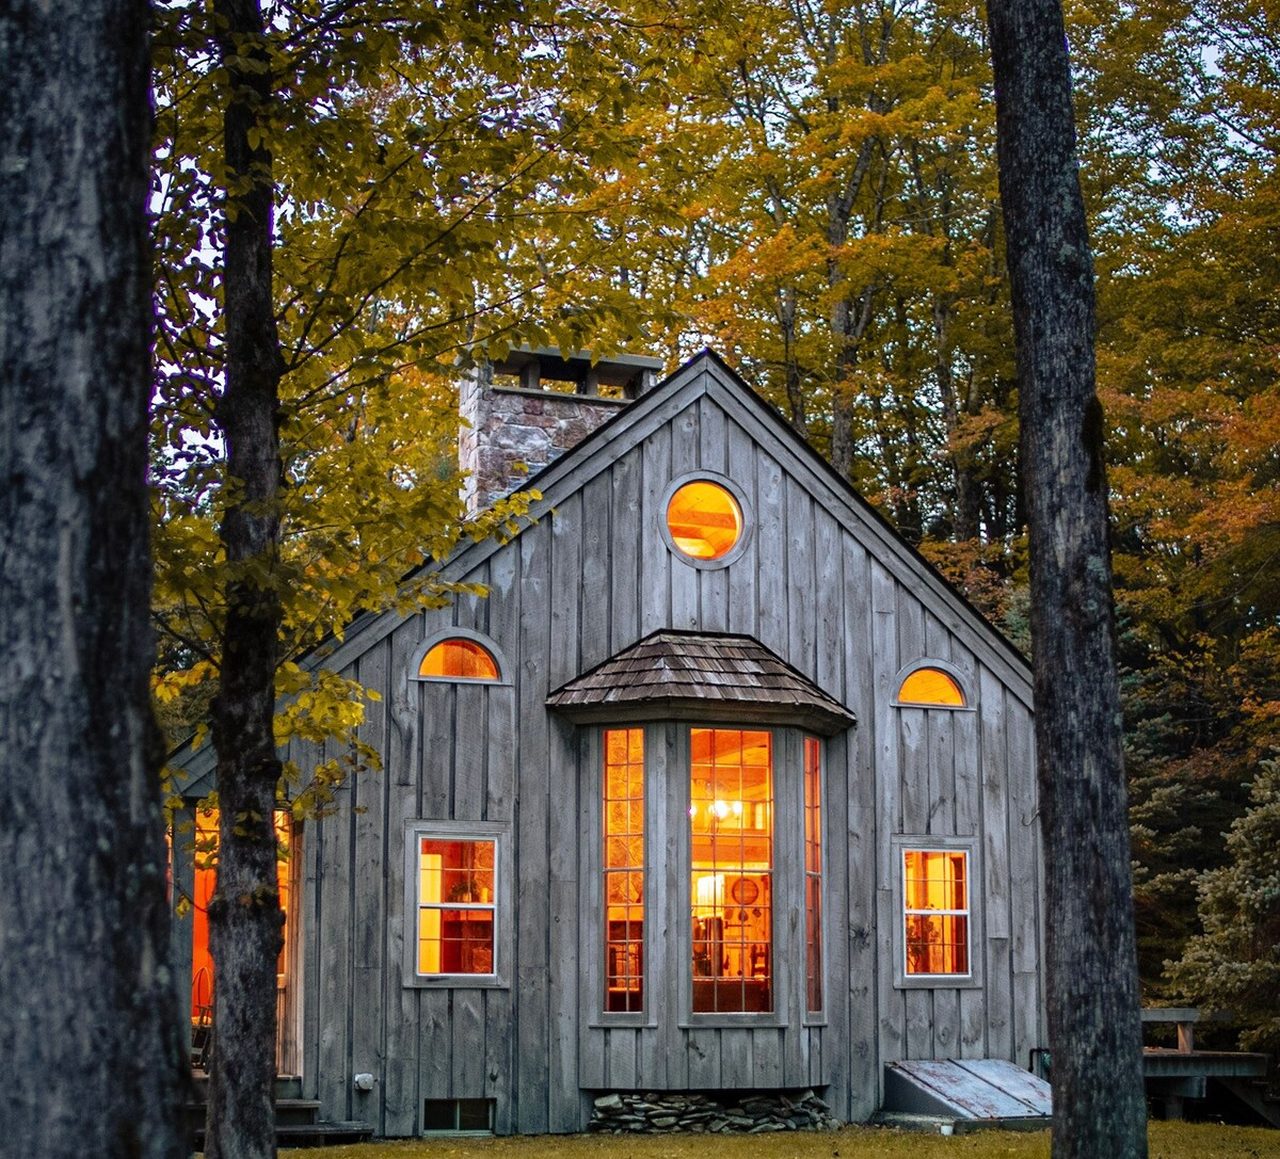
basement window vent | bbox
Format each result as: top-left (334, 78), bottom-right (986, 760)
top-left (423, 1098), bottom-right (494, 1134)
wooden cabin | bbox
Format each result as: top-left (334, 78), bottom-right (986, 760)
top-left (172, 349), bottom-right (1045, 1136)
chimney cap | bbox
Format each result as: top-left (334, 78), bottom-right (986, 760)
top-left (492, 346), bottom-right (663, 391)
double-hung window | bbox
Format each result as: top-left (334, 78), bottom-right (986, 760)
top-left (902, 848), bottom-right (970, 979)
top-left (407, 822), bottom-right (508, 986)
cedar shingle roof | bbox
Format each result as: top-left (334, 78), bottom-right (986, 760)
top-left (546, 630), bottom-right (855, 736)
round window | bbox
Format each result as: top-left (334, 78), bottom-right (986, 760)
top-left (665, 480), bottom-right (743, 561)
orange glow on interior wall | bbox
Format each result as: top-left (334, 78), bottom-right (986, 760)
top-left (604, 727), bottom-right (645, 1011)
top-left (666, 481), bottom-right (743, 560)
top-left (689, 728), bottom-right (773, 1013)
top-left (903, 849), bottom-right (969, 975)
top-left (897, 667), bottom-right (965, 706)
top-left (416, 837), bottom-right (496, 975)
top-left (189, 808), bottom-right (292, 1021)
top-left (419, 638), bottom-right (500, 680)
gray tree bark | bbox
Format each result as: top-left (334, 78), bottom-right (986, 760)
top-left (0, 2), bottom-right (187, 1156)
top-left (204, 1), bottom-right (288, 1156)
top-left (985, 1), bottom-right (1148, 1156)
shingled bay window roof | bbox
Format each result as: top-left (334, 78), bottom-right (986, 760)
top-left (547, 630), bottom-right (855, 736)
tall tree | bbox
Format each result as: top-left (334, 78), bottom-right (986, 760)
top-left (201, 2), bottom-right (288, 1155)
top-left (984, 0), bottom-right (1147, 1156)
top-left (151, 6), bottom-right (649, 1155)
top-left (0, 2), bottom-right (186, 1157)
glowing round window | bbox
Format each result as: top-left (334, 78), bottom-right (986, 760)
top-left (666, 481), bottom-right (743, 561)
top-left (420, 638), bottom-right (500, 681)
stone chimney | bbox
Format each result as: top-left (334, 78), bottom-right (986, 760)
top-left (460, 347), bottom-right (664, 514)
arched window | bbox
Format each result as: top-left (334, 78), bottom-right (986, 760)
top-left (896, 665), bottom-right (966, 708)
top-left (419, 637), bottom-right (500, 682)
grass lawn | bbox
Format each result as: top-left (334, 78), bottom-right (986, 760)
top-left (285, 1121), bottom-right (1280, 1159)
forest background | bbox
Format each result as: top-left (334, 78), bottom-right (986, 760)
top-left (151, 0), bottom-right (1279, 1056)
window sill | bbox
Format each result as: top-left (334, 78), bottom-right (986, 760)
top-left (405, 974), bottom-right (510, 990)
top-left (894, 974), bottom-right (981, 991)
top-left (678, 1014), bottom-right (789, 1029)
top-left (588, 1013), bottom-right (658, 1030)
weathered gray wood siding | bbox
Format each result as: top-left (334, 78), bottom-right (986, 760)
top-left (290, 358), bottom-right (1043, 1135)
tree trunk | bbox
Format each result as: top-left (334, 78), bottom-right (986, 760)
top-left (205, 1), bottom-right (287, 1156)
top-left (985, 2), bottom-right (1148, 1157)
top-left (0, 2), bottom-right (187, 1156)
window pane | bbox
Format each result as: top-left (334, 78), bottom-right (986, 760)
top-left (897, 667), bottom-right (965, 706)
top-left (903, 849), bottom-right (970, 976)
top-left (690, 729), bottom-right (773, 1013)
top-left (804, 736), bottom-right (823, 1013)
top-left (420, 638), bottom-right (499, 680)
top-left (417, 838), bottom-right (496, 976)
top-left (905, 914), bottom-right (969, 975)
top-left (604, 728), bottom-right (645, 1012)
top-left (666, 481), bottom-right (743, 561)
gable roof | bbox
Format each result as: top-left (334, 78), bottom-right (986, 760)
top-left (317, 348), bottom-right (1032, 701)
top-left (547, 630), bottom-right (856, 736)
top-left (174, 348), bottom-right (1033, 791)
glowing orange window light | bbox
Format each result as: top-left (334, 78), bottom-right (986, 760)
top-left (903, 849), bottom-right (969, 976)
top-left (690, 728), bottom-right (773, 1013)
top-left (417, 838), bottom-right (496, 975)
top-left (420, 638), bottom-right (499, 681)
top-left (897, 667), bottom-right (965, 707)
top-left (803, 737), bottom-right (823, 1013)
top-left (189, 808), bottom-right (293, 1021)
top-left (666, 481), bottom-right (743, 561)
top-left (604, 728), bottom-right (645, 1012)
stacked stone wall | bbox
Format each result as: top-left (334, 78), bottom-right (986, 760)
top-left (459, 379), bottom-right (626, 513)
top-left (588, 1090), bottom-right (841, 1134)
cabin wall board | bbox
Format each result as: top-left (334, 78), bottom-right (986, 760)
top-left (267, 361), bottom-right (1043, 1137)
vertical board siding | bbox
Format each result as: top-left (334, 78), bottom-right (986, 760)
top-left (639, 425), bottom-right (672, 638)
top-left (1006, 698), bottom-right (1042, 1067)
top-left (579, 473), bottom-right (613, 673)
top-left (351, 641), bottom-right (389, 1130)
top-left (316, 738), bottom-right (354, 1121)
top-left (786, 477), bottom-right (817, 675)
top-left (515, 521), bottom-right (553, 1133)
top-left (980, 673), bottom-right (1015, 1063)
top-left (669, 397), bottom-right (700, 630)
top-left (697, 396), bottom-right (730, 633)
top-left (288, 372), bottom-right (1044, 1137)
top-left (725, 420), bottom-right (759, 639)
top-left (384, 622), bottom-right (423, 1134)
top-left (607, 447), bottom-right (641, 653)
top-left (754, 452), bottom-right (787, 656)
top-left (842, 536), bottom-right (878, 1123)
top-left (548, 494), bottom-right (583, 693)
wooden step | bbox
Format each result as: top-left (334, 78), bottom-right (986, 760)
top-left (183, 1096), bottom-right (318, 1128)
top-left (189, 1119), bottom-right (373, 1151)
top-left (275, 1121), bottom-right (375, 1148)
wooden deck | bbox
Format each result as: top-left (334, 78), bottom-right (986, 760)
top-left (1141, 1007), bottom-right (1275, 1124)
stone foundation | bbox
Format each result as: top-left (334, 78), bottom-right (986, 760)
top-left (588, 1090), bottom-right (841, 1134)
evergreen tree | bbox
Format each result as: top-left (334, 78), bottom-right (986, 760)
top-left (1171, 759), bottom-right (1280, 1054)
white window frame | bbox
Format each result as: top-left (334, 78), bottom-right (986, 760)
top-left (891, 835), bottom-right (982, 990)
top-left (404, 820), bottom-right (510, 989)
